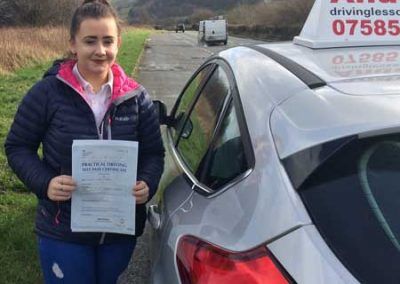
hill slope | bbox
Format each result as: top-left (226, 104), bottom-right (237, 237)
top-left (112, 0), bottom-right (262, 23)
top-left (110, 0), bottom-right (139, 19)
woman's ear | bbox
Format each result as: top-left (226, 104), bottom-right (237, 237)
top-left (69, 39), bottom-right (77, 55)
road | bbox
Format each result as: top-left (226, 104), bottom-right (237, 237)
top-left (118, 31), bottom-right (265, 284)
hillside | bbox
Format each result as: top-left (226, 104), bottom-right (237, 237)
top-left (112, 0), bottom-right (262, 24)
top-left (110, 0), bottom-right (138, 19)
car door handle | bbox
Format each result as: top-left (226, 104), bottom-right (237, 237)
top-left (148, 204), bottom-right (161, 230)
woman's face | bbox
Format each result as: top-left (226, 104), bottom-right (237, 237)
top-left (70, 17), bottom-right (120, 81)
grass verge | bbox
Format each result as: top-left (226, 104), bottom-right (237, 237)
top-left (0, 28), bottom-right (150, 283)
top-left (118, 28), bottom-right (150, 76)
top-left (0, 193), bottom-right (39, 283)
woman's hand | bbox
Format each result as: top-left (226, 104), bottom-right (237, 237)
top-left (133, 181), bottom-right (149, 204)
top-left (47, 175), bottom-right (77, 201)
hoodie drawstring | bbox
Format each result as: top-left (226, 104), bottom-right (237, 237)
top-left (54, 201), bottom-right (61, 225)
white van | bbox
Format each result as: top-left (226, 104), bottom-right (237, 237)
top-left (198, 19), bottom-right (228, 45)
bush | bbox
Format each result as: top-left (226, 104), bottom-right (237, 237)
top-left (0, 27), bottom-right (69, 73)
top-left (188, 8), bottom-right (216, 24)
top-left (228, 24), bottom-right (301, 41)
top-left (227, 0), bottom-right (314, 27)
top-left (0, 0), bottom-right (80, 27)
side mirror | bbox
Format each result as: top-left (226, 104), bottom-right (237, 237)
top-left (181, 118), bottom-right (193, 139)
top-left (153, 100), bottom-right (170, 126)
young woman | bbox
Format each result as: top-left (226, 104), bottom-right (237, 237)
top-left (5, 0), bottom-right (164, 283)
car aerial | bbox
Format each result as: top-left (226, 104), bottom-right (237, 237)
top-left (176, 23), bottom-right (185, 33)
top-left (148, 1), bottom-right (400, 283)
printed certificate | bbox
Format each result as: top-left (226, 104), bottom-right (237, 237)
top-left (71, 140), bottom-right (138, 235)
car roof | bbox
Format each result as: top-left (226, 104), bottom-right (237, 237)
top-left (258, 42), bottom-right (400, 94)
top-left (265, 43), bottom-right (400, 158)
top-left (218, 43), bottom-right (400, 159)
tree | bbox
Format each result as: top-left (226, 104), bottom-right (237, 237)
top-left (0, 0), bottom-right (80, 27)
top-left (265, 0), bottom-right (314, 26)
top-left (227, 0), bottom-right (314, 26)
top-left (128, 7), bottom-right (154, 24)
top-left (0, 0), bottom-right (18, 26)
top-left (188, 8), bottom-right (216, 24)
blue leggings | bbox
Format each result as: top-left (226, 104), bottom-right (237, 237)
top-left (38, 236), bottom-right (136, 284)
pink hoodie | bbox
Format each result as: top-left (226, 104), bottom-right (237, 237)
top-left (57, 60), bottom-right (140, 103)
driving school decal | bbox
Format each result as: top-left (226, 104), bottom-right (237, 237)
top-left (294, 0), bottom-right (400, 48)
top-left (331, 0), bottom-right (400, 37)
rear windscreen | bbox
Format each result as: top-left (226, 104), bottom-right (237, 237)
top-left (298, 134), bottom-right (400, 283)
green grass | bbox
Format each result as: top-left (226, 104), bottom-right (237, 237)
top-left (168, 75), bottom-right (208, 172)
top-left (117, 28), bottom-right (150, 76)
top-left (0, 193), bottom-right (39, 283)
top-left (0, 29), bottom-right (150, 283)
top-left (0, 63), bottom-right (50, 193)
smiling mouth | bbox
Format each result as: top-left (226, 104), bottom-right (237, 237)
top-left (92, 59), bottom-right (106, 64)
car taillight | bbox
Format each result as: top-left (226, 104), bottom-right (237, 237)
top-left (176, 236), bottom-right (292, 284)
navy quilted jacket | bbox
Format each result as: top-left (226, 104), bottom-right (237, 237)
top-left (5, 60), bottom-right (164, 244)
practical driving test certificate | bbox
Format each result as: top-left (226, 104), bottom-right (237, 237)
top-left (71, 140), bottom-right (138, 235)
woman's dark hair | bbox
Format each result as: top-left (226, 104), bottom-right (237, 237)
top-left (70, 0), bottom-right (121, 40)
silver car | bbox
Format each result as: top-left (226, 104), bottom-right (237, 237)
top-left (149, 42), bottom-right (400, 283)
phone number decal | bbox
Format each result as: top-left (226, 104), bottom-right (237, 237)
top-left (332, 51), bottom-right (399, 64)
top-left (332, 19), bottom-right (400, 36)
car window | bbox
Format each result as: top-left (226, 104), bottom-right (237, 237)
top-left (298, 134), bottom-right (400, 283)
top-left (197, 100), bottom-right (249, 190)
top-left (177, 66), bottom-right (231, 173)
top-left (172, 64), bottom-right (213, 141)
